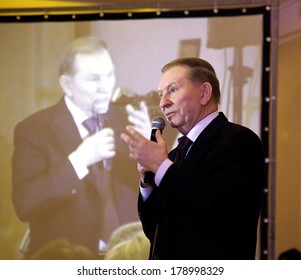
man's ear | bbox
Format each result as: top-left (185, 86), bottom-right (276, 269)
top-left (59, 75), bottom-right (72, 98)
top-left (200, 82), bottom-right (212, 105)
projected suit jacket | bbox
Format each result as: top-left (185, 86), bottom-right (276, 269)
top-left (138, 112), bottom-right (264, 260)
top-left (12, 97), bottom-right (138, 258)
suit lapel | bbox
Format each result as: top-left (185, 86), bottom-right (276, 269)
top-left (49, 98), bottom-right (82, 155)
top-left (185, 113), bottom-right (228, 167)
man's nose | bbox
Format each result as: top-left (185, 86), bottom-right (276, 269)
top-left (97, 83), bottom-right (111, 94)
top-left (159, 94), bottom-right (171, 110)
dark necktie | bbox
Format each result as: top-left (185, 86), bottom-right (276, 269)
top-left (82, 117), bottom-right (119, 243)
top-left (173, 135), bottom-right (193, 166)
top-left (150, 135), bottom-right (193, 259)
top-left (149, 136), bottom-right (193, 260)
top-left (82, 117), bottom-right (98, 135)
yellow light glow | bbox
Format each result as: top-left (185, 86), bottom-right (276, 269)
top-left (0, 0), bottom-right (92, 9)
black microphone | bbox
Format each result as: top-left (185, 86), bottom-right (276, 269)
top-left (144, 117), bottom-right (166, 184)
top-left (92, 98), bottom-right (111, 170)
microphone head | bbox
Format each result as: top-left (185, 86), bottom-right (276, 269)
top-left (151, 117), bottom-right (165, 131)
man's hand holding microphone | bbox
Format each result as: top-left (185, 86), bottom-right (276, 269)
top-left (74, 128), bottom-right (116, 168)
top-left (69, 98), bottom-right (153, 179)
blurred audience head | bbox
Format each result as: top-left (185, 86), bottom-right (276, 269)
top-left (31, 238), bottom-right (99, 260)
top-left (104, 231), bottom-right (150, 260)
top-left (278, 248), bottom-right (301, 260)
top-left (105, 221), bottom-right (144, 252)
top-left (104, 221), bottom-right (150, 260)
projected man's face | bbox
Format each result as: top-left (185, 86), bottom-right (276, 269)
top-left (64, 50), bottom-right (116, 116)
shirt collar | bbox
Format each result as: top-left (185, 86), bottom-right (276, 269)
top-left (64, 96), bottom-right (88, 124)
top-left (64, 96), bottom-right (90, 138)
top-left (186, 111), bottom-right (219, 143)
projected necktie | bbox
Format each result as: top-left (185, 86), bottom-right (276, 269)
top-left (82, 117), bottom-right (98, 135)
top-left (82, 118), bottom-right (119, 246)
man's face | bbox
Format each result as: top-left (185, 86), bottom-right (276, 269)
top-left (65, 51), bottom-right (116, 116)
top-left (158, 66), bottom-right (207, 135)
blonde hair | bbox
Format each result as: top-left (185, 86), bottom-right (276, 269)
top-left (31, 238), bottom-right (98, 260)
top-left (104, 231), bottom-right (150, 260)
top-left (105, 221), bottom-right (144, 252)
top-left (104, 221), bottom-right (150, 260)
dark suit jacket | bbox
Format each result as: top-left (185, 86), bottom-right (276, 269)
top-left (12, 98), bottom-right (139, 257)
top-left (138, 112), bottom-right (264, 260)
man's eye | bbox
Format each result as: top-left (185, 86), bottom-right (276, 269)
top-left (169, 87), bottom-right (177, 93)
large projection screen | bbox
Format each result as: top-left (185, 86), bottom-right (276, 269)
top-left (0, 7), bottom-right (272, 259)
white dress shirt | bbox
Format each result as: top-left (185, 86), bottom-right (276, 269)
top-left (65, 96), bottom-right (92, 180)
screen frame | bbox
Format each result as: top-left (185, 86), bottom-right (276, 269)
top-left (0, 4), bottom-right (276, 260)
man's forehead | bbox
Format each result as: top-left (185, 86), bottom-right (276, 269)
top-left (75, 51), bottom-right (112, 63)
top-left (74, 52), bottom-right (114, 72)
top-left (158, 67), bottom-right (187, 91)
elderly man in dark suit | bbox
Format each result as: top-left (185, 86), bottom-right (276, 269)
top-left (12, 36), bottom-right (150, 259)
top-left (121, 57), bottom-right (264, 260)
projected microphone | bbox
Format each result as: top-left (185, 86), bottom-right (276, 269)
top-left (92, 98), bottom-right (111, 170)
top-left (144, 117), bottom-right (166, 184)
